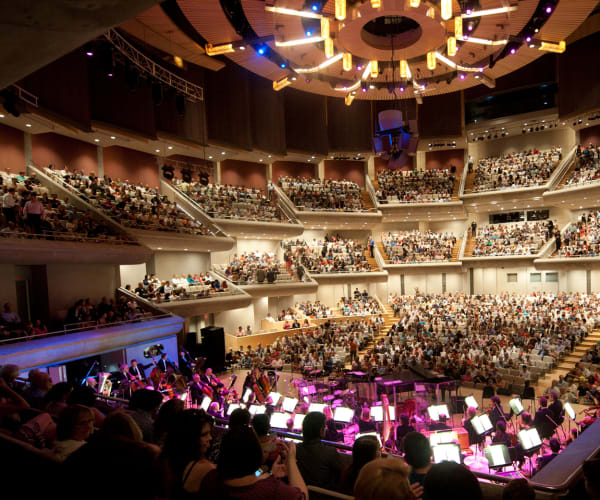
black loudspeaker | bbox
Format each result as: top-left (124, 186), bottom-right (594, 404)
top-left (451, 395), bottom-right (466, 414)
top-left (200, 326), bottom-right (225, 373)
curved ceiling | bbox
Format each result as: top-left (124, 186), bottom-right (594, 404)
top-left (120, 0), bottom-right (598, 100)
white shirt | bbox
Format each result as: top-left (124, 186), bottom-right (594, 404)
top-left (2, 192), bottom-right (16, 208)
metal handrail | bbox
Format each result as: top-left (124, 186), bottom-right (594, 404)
top-left (0, 312), bottom-right (171, 345)
top-left (43, 167), bottom-right (208, 236)
top-left (0, 230), bottom-right (139, 245)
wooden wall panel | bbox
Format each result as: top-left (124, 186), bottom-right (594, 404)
top-left (103, 146), bottom-right (159, 187)
top-left (0, 124), bottom-right (25, 172)
top-left (205, 64), bottom-right (251, 150)
top-left (284, 88), bottom-right (328, 155)
top-left (580, 125), bottom-right (600, 146)
top-left (249, 73), bottom-right (286, 155)
top-left (220, 159), bottom-right (267, 191)
top-left (272, 161), bottom-right (316, 181)
top-left (418, 93), bottom-right (462, 138)
top-left (327, 97), bottom-right (372, 152)
top-left (19, 49), bottom-right (91, 128)
top-left (425, 149), bottom-right (464, 175)
top-left (558, 32), bottom-right (600, 118)
top-left (324, 160), bottom-right (365, 187)
top-left (31, 133), bottom-right (98, 175)
top-left (88, 61), bottom-right (156, 138)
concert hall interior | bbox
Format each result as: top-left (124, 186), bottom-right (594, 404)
top-left (4, 1), bottom-right (600, 499)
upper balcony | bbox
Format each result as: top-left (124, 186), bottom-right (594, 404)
top-left (376, 235), bottom-right (464, 272)
top-left (274, 183), bottom-right (382, 230)
top-left (368, 173), bottom-right (466, 223)
top-left (32, 164), bottom-right (234, 252)
top-left (160, 179), bottom-right (303, 240)
top-left (461, 146), bottom-right (575, 211)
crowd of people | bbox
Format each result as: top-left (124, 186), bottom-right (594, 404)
top-left (128, 273), bottom-right (230, 303)
top-left (559, 210), bottom-right (600, 257)
top-left (472, 148), bottom-right (562, 192)
top-left (281, 235), bottom-right (372, 273)
top-left (377, 292), bottom-right (594, 394)
top-left (564, 143), bottom-right (600, 186)
top-left (279, 176), bottom-right (367, 211)
top-left (472, 220), bottom-right (556, 256)
top-left (45, 167), bottom-right (208, 235)
top-left (381, 231), bottom-right (457, 263)
top-left (1, 170), bottom-right (127, 242)
top-left (218, 251), bottom-right (302, 284)
top-left (173, 180), bottom-right (283, 222)
top-left (64, 295), bottom-right (146, 330)
top-left (376, 169), bottom-right (455, 204)
top-left (0, 303), bottom-right (48, 342)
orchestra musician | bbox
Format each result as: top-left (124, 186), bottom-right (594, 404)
top-left (129, 359), bottom-right (152, 383)
top-left (489, 396), bottom-right (508, 429)
top-left (463, 406), bottom-right (483, 447)
top-left (533, 397), bottom-right (555, 440)
top-left (157, 353), bottom-right (177, 373)
top-left (491, 421), bottom-right (514, 447)
top-left (189, 373), bottom-right (205, 406)
top-left (548, 391), bottom-right (564, 427)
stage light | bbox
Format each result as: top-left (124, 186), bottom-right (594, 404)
top-left (462, 7), bottom-right (518, 18)
top-left (107, 73), bottom-right (113, 77)
top-left (454, 16), bottom-right (463, 38)
top-left (400, 59), bottom-right (408, 79)
top-left (280, 62), bottom-right (287, 68)
top-left (205, 43), bottom-right (234, 56)
top-left (370, 60), bottom-right (379, 78)
top-left (86, 51), bottom-right (94, 57)
top-left (427, 52), bottom-right (436, 70)
top-left (257, 46), bottom-right (266, 55)
top-left (343, 53), bottom-right (353, 71)
top-left (265, 6), bottom-right (323, 19)
top-left (295, 53), bottom-right (343, 73)
top-left (447, 36), bottom-right (457, 56)
top-left (173, 56), bottom-right (184, 68)
top-left (311, 4), bottom-right (319, 11)
top-left (335, 0), bottom-right (346, 21)
top-left (441, 0), bottom-right (452, 20)
top-left (305, 30), bottom-right (312, 37)
top-left (361, 81), bottom-right (368, 92)
top-left (409, 0), bottom-right (420, 7)
top-left (539, 41), bottom-right (566, 53)
top-left (510, 47), bottom-right (516, 54)
top-left (324, 37), bottom-right (334, 58)
top-left (546, 5), bottom-right (552, 14)
top-left (371, 0), bottom-right (381, 8)
top-left (459, 73), bottom-right (466, 80)
top-left (345, 93), bottom-right (355, 106)
top-left (320, 18), bottom-right (330, 39)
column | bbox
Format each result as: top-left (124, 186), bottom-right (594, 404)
top-left (367, 156), bottom-right (376, 181)
top-left (97, 145), bottom-right (104, 178)
top-left (415, 150), bottom-right (426, 171)
top-left (317, 160), bottom-right (325, 180)
top-left (215, 161), bottom-right (222, 184)
top-left (24, 132), bottom-right (32, 171)
top-left (266, 162), bottom-right (272, 182)
top-left (418, 221), bottom-right (430, 232)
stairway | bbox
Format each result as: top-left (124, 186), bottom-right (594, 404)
top-left (451, 239), bottom-right (462, 261)
top-left (554, 158), bottom-right (577, 190)
top-left (376, 242), bottom-right (391, 263)
top-left (463, 237), bottom-right (476, 257)
top-left (349, 300), bottom-right (396, 367)
top-left (361, 190), bottom-right (375, 210)
top-left (364, 248), bottom-right (381, 272)
top-left (534, 330), bottom-right (600, 395)
top-left (451, 176), bottom-right (461, 200)
top-left (463, 171), bottom-right (477, 194)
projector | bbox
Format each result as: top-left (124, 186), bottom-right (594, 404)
top-left (373, 110), bottom-right (418, 169)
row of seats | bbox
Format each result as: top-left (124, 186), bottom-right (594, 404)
top-left (381, 231), bottom-right (456, 263)
top-left (473, 221), bottom-right (556, 256)
top-left (376, 169), bottom-right (455, 204)
top-left (279, 176), bottom-right (366, 212)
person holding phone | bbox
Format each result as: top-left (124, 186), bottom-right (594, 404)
top-left (200, 426), bottom-right (308, 499)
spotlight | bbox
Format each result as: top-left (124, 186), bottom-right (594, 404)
top-left (258, 46), bottom-right (266, 55)
top-left (526, 36), bottom-right (532, 43)
top-left (86, 51), bottom-right (94, 57)
top-left (361, 81), bottom-right (368, 92)
top-left (280, 62), bottom-right (287, 68)
top-left (399, 87), bottom-right (405, 92)
top-left (357, 64), bottom-right (363, 71)
top-left (459, 73), bottom-right (466, 80)
top-left (545, 6), bottom-right (552, 14)
top-left (510, 48), bottom-right (516, 54)
top-left (311, 4), bottom-right (319, 11)
top-left (305, 31), bottom-right (312, 37)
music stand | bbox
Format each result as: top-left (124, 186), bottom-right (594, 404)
top-left (432, 443), bottom-right (462, 464)
top-left (268, 392), bottom-right (282, 405)
top-left (485, 444), bottom-right (513, 474)
top-left (293, 413), bottom-right (305, 431)
top-left (427, 404), bottom-right (450, 421)
top-left (333, 407), bottom-right (354, 423)
top-left (200, 396), bottom-right (211, 411)
top-left (429, 430), bottom-right (458, 447)
top-left (509, 398), bottom-right (525, 416)
top-left (308, 402), bottom-right (327, 413)
top-left (465, 395), bottom-right (479, 410)
top-left (518, 428), bottom-right (542, 477)
top-left (270, 412), bottom-right (291, 429)
top-left (371, 405), bottom-right (396, 422)
top-left (282, 397), bottom-right (298, 413)
top-left (249, 405), bottom-right (266, 416)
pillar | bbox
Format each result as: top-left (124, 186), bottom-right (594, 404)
top-left (415, 150), bottom-right (426, 171)
top-left (97, 145), bottom-right (104, 178)
top-left (317, 160), bottom-right (325, 180)
top-left (215, 161), bottom-right (222, 184)
top-left (24, 132), bottom-right (32, 171)
top-left (418, 221), bottom-right (430, 232)
top-left (367, 156), bottom-right (376, 181)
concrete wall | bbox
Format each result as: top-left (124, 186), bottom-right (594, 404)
top-left (46, 263), bottom-right (119, 318)
top-left (149, 251), bottom-right (211, 280)
top-left (0, 124), bottom-right (25, 172)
